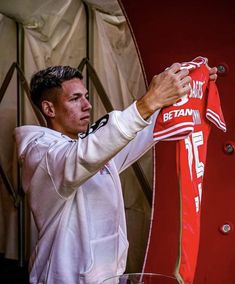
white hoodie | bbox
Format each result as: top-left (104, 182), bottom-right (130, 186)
top-left (14, 102), bottom-right (158, 284)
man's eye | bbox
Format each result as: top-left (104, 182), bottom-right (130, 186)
top-left (71, 97), bottom-right (79, 101)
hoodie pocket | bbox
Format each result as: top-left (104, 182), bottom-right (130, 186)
top-left (80, 229), bottom-right (128, 284)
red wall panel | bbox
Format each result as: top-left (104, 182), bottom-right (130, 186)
top-left (120, 1), bottom-right (235, 283)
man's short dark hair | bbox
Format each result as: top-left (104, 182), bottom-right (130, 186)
top-left (30, 65), bottom-right (83, 109)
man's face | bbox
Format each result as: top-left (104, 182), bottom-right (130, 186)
top-left (52, 78), bottom-right (92, 139)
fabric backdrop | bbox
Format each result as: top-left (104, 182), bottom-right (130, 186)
top-left (0, 0), bottom-right (152, 272)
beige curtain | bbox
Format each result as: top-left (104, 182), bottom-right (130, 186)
top-left (0, 0), bottom-right (152, 272)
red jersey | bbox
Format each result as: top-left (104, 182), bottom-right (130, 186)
top-left (144, 57), bottom-right (226, 284)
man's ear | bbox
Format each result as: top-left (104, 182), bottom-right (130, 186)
top-left (41, 101), bottom-right (56, 118)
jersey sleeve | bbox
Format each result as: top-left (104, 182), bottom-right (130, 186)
top-left (206, 81), bottom-right (227, 132)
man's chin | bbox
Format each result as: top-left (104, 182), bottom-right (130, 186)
top-left (79, 125), bottom-right (89, 134)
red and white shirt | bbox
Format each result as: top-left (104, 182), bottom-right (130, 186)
top-left (153, 57), bottom-right (226, 142)
top-left (147, 57), bottom-right (226, 284)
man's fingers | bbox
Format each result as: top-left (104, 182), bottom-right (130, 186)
top-left (210, 74), bottom-right (218, 81)
top-left (209, 67), bottom-right (218, 81)
top-left (209, 66), bottom-right (218, 74)
top-left (167, 62), bottom-right (181, 73)
top-left (176, 68), bottom-right (190, 79)
top-left (180, 75), bottom-right (192, 87)
top-left (181, 83), bottom-right (191, 95)
top-left (207, 65), bottom-right (218, 81)
top-left (165, 65), bottom-right (190, 83)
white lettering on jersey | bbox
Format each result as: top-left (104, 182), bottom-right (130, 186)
top-left (195, 196), bottom-right (200, 212)
top-left (185, 136), bottom-right (193, 180)
top-left (192, 131), bottom-right (204, 178)
top-left (163, 108), bottom-right (193, 122)
top-left (173, 93), bottom-right (189, 106)
top-left (173, 80), bottom-right (205, 107)
top-left (184, 131), bottom-right (205, 212)
top-left (189, 80), bottom-right (205, 99)
top-left (195, 183), bottom-right (202, 213)
top-left (198, 183), bottom-right (202, 202)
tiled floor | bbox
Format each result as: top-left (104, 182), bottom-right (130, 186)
top-left (0, 255), bottom-right (29, 284)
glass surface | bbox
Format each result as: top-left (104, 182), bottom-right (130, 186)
top-left (100, 273), bottom-right (178, 284)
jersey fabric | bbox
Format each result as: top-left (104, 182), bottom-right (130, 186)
top-left (145, 57), bottom-right (226, 284)
top-left (14, 102), bottom-right (159, 284)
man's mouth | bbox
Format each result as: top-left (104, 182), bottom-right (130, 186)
top-left (81, 115), bottom-right (90, 122)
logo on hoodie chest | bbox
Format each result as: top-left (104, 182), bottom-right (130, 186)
top-left (79, 114), bottom-right (109, 139)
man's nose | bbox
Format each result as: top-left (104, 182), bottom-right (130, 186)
top-left (82, 97), bottom-right (92, 110)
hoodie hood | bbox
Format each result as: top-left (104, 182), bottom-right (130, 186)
top-left (14, 125), bottom-right (73, 158)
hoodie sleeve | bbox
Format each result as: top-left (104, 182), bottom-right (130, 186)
top-left (113, 109), bottom-right (159, 173)
top-left (60, 103), bottom-right (150, 190)
top-left (15, 102), bottom-right (150, 198)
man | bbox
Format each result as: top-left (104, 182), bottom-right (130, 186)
top-left (14, 63), bottom-right (217, 284)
